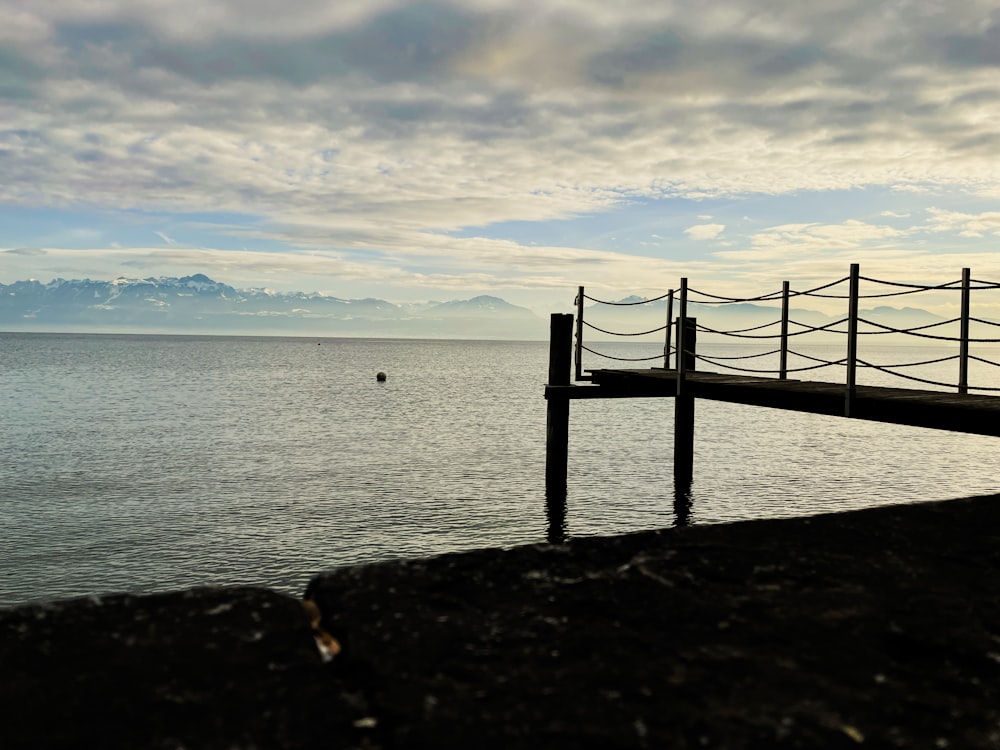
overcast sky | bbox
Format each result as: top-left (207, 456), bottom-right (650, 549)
top-left (2, 0), bottom-right (999, 313)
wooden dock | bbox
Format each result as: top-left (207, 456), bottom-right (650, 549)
top-left (544, 265), bottom-right (1000, 497)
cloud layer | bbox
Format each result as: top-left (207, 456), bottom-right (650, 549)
top-left (2, 0), bottom-right (1000, 304)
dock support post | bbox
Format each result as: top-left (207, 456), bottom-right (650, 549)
top-left (676, 279), bottom-right (690, 395)
top-left (959, 268), bottom-right (971, 394)
top-left (780, 280), bottom-right (790, 380)
top-left (674, 280), bottom-right (695, 485)
top-left (845, 263), bottom-right (860, 417)
top-left (546, 313), bottom-right (574, 496)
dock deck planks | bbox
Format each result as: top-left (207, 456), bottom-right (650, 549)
top-left (545, 368), bottom-right (1000, 438)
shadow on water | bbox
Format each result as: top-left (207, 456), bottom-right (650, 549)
top-left (545, 490), bottom-right (568, 545)
top-left (545, 479), bottom-right (689, 545)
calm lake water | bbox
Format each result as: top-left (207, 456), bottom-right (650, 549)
top-left (2, 331), bottom-right (999, 607)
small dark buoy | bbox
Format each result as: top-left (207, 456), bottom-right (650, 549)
top-left (376, 371), bottom-right (387, 382)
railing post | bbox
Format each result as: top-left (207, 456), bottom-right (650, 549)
top-left (959, 268), bottom-right (971, 395)
top-left (574, 286), bottom-right (585, 381)
top-left (674, 278), bottom-right (695, 486)
top-left (546, 313), bottom-right (574, 496)
top-left (678, 316), bottom-right (697, 371)
top-left (676, 279), bottom-right (688, 395)
top-left (663, 289), bottom-right (674, 370)
top-left (780, 280), bottom-right (790, 380)
top-left (845, 263), bottom-right (860, 417)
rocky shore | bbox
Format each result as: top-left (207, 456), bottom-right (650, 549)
top-left (3, 494), bottom-right (1000, 749)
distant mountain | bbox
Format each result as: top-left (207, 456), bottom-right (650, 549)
top-left (2, 275), bottom-right (954, 342)
top-left (420, 295), bottom-right (538, 318)
top-left (0, 275), bottom-right (544, 339)
top-left (859, 306), bottom-right (944, 324)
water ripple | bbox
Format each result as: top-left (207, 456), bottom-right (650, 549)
top-left (2, 334), bottom-right (998, 606)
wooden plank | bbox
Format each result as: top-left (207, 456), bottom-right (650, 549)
top-left (579, 368), bottom-right (1000, 438)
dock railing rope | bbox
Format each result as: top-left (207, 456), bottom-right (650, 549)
top-left (574, 287), bottom-right (675, 380)
top-left (574, 264), bottom-right (1000, 394)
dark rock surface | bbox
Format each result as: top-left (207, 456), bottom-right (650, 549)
top-left (0, 587), bottom-right (346, 748)
top-left (3, 495), bottom-right (1000, 749)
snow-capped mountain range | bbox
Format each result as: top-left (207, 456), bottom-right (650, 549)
top-left (1, 274), bottom-right (950, 341)
top-left (0, 274), bottom-right (543, 339)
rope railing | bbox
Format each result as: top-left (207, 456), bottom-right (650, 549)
top-left (694, 353), bottom-right (847, 375)
top-left (687, 276), bottom-right (852, 303)
top-left (695, 319), bottom-right (853, 339)
top-left (857, 276), bottom-right (962, 290)
top-left (858, 317), bottom-right (961, 334)
top-left (582, 320), bottom-right (669, 337)
top-left (580, 345), bottom-right (667, 363)
top-left (788, 318), bottom-right (851, 334)
top-left (857, 359), bottom-right (1000, 392)
top-left (697, 319), bottom-right (781, 335)
top-left (686, 288), bottom-right (786, 304)
top-left (863, 354), bottom-right (960, 368)
top-left (573, 264), bottom-right (1000, 395)
top-left (858, 318), bottom-right (1000, 343)
top-left (581, 291), bottom-right (674, 305)
top-left (786, 350), bottom-right (847, 367)
top-left (694, 348), bottom-right (783, 361)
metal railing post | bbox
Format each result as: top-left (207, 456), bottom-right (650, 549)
top-left (959, 268), bottom-right (971, 394)
top-left (574, 286), bottom-right (585, 381)
top-left (664, 289), bottom-right (674, 369)
top-left (677, 279), bottom-right (688, 396)
top-left (780, 280), bottom-right (790, 380)
top-left (845, 263), bottom-right (860, 417)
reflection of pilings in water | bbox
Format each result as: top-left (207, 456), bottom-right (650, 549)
top-left (673, 476), bottom-right (693, 528)
top-left (545, 490), bottom-right (568, 545)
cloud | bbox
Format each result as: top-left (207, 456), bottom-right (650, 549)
top-left (753, 219), bottom-right (904, 251)
top-left (684, 223), bottom-right (725, 240)
top-left (711, 219), bottom-right (908, 271)
top-left (924, 208), bottom-right (1000, 237)
top-left (6, 247), bottom-right (47, 255)
top-left (3, 1), bottom-right (1000, 303)
top-left (7, 3), bottom-right (1000, 206)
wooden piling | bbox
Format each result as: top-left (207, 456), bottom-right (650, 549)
top-left (546, 313), bottom-right (574, 495)
top-left (674, 312), bottom-right (697, 486)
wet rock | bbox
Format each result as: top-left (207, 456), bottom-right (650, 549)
top-left (305, 495), bottom-right (1000, 749)
top-left (0, 587), bottom-right (350, 749)
top-left (3, 495), bottom-right (1000, 748)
